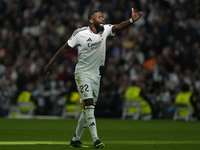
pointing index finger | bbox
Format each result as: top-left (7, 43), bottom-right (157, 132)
top-left (132, 8), bottom-right (134, 13)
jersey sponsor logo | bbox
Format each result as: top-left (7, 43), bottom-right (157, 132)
top-left (87, 38), bottom-right (92, 41)
top-left (87, 40), bottom-right (102, 50)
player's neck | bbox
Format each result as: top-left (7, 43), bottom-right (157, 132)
top-left (89, 25), bottom-right (98, 34)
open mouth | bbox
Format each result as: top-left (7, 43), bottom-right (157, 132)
top-left (100, 22), bottom-right (104, 27)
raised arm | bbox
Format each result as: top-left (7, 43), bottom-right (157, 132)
top-left (44, 42), bottom-right (71, 75)
top-left (112, 8), bottom-right (143, 33)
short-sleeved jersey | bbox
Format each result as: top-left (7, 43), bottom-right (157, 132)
top-left (67, 24), bottom-right (115, 75)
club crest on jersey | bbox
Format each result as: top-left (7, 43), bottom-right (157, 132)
top-left (99, 32), bottom-right (103, 38)
top-left (84, 92), bottom-right (88, 98)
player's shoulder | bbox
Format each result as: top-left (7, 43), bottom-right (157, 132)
top-left (72, 27), bottom-right (88, 36)
top-left (104, 24), bottom-right (113, 28)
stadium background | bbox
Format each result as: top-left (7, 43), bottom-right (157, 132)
top-left (0, 0), bottom-right (200, 119)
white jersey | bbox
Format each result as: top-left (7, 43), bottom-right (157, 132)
top-left (67, 24), bottom-right (115, 75)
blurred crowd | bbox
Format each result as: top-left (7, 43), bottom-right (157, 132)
top-left (0, 0), bottom-right (200, 118)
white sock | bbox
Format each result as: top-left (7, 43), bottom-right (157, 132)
top-left (85, 105), bottom-right (99, 142)
top-left (72, 110), bottom-right (87, 141)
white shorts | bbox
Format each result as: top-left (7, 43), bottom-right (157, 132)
top-left (75, 73), bottom-right (101, 105)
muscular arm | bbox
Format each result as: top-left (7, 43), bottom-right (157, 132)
top-left (112, 8), bottom-right (143, 33)
top-left (49, 43), bottom-right (71, 65)
top-left (112, 20), bottom-right (133, 33)
top-left (44, 42), bottom-right (72, 75)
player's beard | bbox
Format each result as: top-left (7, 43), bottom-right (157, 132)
top-left (94, 21), bottom-right (104, 33)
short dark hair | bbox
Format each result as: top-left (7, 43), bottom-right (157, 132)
top-left (88, 10), bottom-right (100, 21)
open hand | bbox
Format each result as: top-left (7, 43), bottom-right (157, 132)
top-left (131, 8), bottom-right (143, 21)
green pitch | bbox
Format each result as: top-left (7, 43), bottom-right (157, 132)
top-left (0, 118), bottom-right (200, 150)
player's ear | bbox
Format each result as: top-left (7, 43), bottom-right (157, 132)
top-left (89, 19), bottom-right (94, 24)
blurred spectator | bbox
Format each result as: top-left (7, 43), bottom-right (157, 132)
top-left (175, 83), bottom-right (198, 119)
top-left (143, 49), bottom-right (157, 70)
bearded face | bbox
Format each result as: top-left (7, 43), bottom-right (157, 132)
top-left (94, 20), bottom-right (104, 32)
top-left (89, 12), bottom-right (105, 33)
